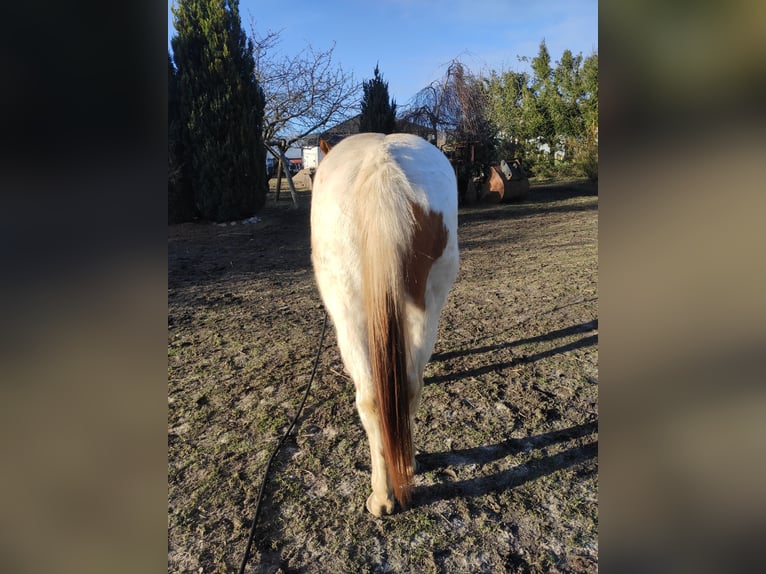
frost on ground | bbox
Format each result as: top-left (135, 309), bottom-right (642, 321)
top-left (168, 178), bottom-right (598, 573)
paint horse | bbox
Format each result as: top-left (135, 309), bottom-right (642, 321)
top-left (311, 133), bottom-right (459, 515)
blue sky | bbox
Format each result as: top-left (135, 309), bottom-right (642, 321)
top-left (168, 0), bottom-right (598, 105)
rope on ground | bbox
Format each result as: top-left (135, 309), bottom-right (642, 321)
top-left (237, 310), bottom-right (328, 574)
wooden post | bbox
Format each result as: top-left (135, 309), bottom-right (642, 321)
top-left (266, 140), bottom-right (299, 208)
top-left (275, 156), bottom-right (283, 202)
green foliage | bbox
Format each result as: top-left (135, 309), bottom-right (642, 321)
top-left (571, 132), bottom-right (599, 181)
top-left (486, 41), bottom-right (598, 179)
top-left (170, 0), bottom-right (267, 222)
top-left (359, 65), bottom-right (397, 134)
top-left (530, 40), bottom-right (553, 91)
top-left (580, 53), bottom-right (599, 134)
top-left (552, 50), bottom-right (585, 141)
top-left (486, 70), bottom-right (527, 162)
top-left (168, 52), bottom-right (196, 223)
top-left (528, 41), bottom-right (558, 164)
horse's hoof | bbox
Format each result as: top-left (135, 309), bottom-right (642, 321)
top-left (366, 493), bottom-right (395, 516)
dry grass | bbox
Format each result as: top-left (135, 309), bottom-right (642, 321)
top-left (168, 177), bottom-right (598, 573)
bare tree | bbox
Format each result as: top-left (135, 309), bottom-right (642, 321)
top-left (450, 62), bottom-right (494, 145)
top-left (249, 25), bottom-right (360, 206)
top-left (402, 60), bottom-right (492, 148)
top-left (400, 67), bottom-right (455, 143)
top-left (401, 60), bottom-right (496, 203)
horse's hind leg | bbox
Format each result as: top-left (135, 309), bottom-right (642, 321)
top-left (406, 304), bottom-right (430, 475)
top-left (407, 375), bottom-right (423, 475)
top-left (333, 323), bottom-right (396, 516)
top-left (406, 281), bottom-right (452, 475)
top-left (356, 386), bottom-right (396, 516)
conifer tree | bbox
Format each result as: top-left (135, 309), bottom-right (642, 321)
top-left (552, 49), bottom-right (585, 140)
top-left (528, 40), bottom-right (557, 170)
top-left (359, 65), bottom-right (397, 134)
top-left (168, 52), bottom-right (195, 223)
top-left (170, 0), bottom-right (267, 222)
top-left (581, 52), bottom-right (599, 133)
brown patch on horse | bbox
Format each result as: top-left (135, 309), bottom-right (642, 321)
top-left (405, 203), bottom-right (449, 310)
top-left (319, 138), bottom-right (333, 156)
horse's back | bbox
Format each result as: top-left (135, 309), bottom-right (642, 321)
top-left (312, 133), bottom-right (455, 213)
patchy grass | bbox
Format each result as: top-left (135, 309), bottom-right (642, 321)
top-left (169, 178), bottom-right (598, 573)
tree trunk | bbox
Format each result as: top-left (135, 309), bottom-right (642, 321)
top-left (277, 148), bottom-right (299, 208)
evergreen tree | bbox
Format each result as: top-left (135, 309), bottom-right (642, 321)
top-left (168, 52), bottom-right (196, 223)
top-left (552, 49), bottom-right (585, 140)
top-left (359, 65), bottom-right (397, 134)
top-left (576, 52), bottom-right (599, 180)
top-left (530, 40), bottom-right (553, 91)
top-left (486, 69), bottom-right (529, 158)
top-left (483, 43), bottom-right (598, 178)
top-left (581, 52), bottom-right (599, 134)
top-left (528, 40), bottom-right (558, 170)
top-left (170, 0), bottom-right (267, 222)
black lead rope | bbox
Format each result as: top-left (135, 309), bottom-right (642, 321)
top-left (237, 311), bottom-right (328, 574)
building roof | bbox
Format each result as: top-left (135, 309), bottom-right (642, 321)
top-left (299, 114), bottom-right (438, 147)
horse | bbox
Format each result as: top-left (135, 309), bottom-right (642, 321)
top-left (310, 133), bottom-right (459, 515)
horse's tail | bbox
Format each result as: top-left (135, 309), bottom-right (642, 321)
top-left (357, 146), bottom-right (416, 509)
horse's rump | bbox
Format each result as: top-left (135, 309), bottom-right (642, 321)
top-left (311, 133), bottom-right (458, 512)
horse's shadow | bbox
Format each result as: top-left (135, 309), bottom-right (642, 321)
top-left (412, 420), bottom-right (597, 507)
top-left (427, 320), bottom-right (598, 386)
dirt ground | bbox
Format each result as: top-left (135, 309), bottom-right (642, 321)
top-left (168, 177), bottom-right (598, 573)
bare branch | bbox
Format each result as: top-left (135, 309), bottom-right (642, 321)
top-left (400, 59), bottom-right (493, 147)
top-left (249, 22), bottom-right (361, 147)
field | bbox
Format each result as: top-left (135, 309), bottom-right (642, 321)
top-left (168, 177), bottom-right (598, 573)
